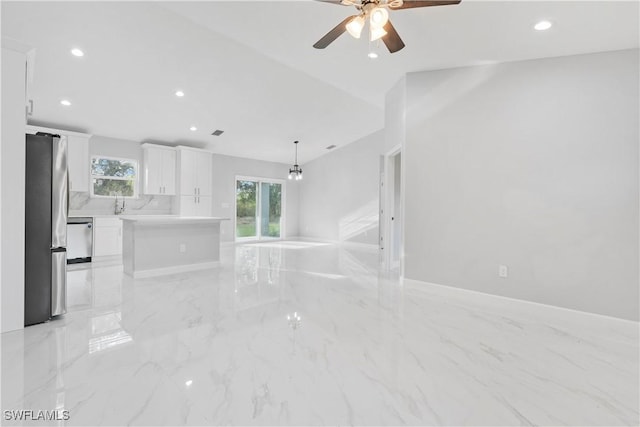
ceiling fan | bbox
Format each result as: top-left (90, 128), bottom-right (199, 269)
top-left (313, 0), bottom-right (461, 53)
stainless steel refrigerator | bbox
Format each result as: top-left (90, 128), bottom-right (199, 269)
top-left (25, 132), bottom-right (68, 326)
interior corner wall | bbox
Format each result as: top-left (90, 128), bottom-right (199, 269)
top-left (403, 49), bottom-right (639, 321)
top-left (298, 130), bottom-right (384, 245)
top-left (210, 154), bottom-right (299, 243)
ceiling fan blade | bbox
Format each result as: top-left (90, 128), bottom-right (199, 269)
top-left (382, 21), bottom-right (405, 53)
top-left (392, 0), bottom-right (461, 10)
top-left (313, 15), bottom-right (358, 49)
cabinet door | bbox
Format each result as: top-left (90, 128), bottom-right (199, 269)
top-left (179, 150), bottom-right (198, 195)
top-left (196, 152), bottom-right (212, 196)
top-left (162, 149), bottom-right (176, 195)
top-left (143, 147), bottom-right (163, 195)
top-left (179, 196), bottom-right (198, 217)
top-left (93, 226), bottom-right (122, 257)
top-left (67, 135), bottom-right (89, 192)
top-left (196, 196), bottom-right (212, 217)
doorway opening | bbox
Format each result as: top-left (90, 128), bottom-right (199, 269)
top-left (380, 147), bottom-right (403, 272)
top-left (390, 151), bottom-right (402, 269)
top-left (235, 176), bottom-right (285, 241)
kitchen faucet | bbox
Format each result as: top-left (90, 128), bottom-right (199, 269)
top-left (114, 194), bottom-right (126, 215)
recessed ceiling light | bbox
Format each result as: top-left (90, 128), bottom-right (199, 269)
top-left (60, 100), bottom-right (71, 106)
top-left (368, 52), bottom-right (379, 59)
top-left (71, 48), bottom-right (84, 57)
top-left (185, 380), bottom-right (193, 387)
top-left (534, 20), bottom-right (552, 31)
top-left (175, 90), bottom-right (185, 97)
top-left (190, 126), bottom-right (197, 131)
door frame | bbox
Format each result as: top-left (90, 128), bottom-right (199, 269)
top-left (381, 145), bottom-right (404, 274)
top-left (234, 175), bottom-right (286, 242)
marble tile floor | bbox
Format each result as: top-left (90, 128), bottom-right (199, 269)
top-left (1, 241), bottom-right (638, 426)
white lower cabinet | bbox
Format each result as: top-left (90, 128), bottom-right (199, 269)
top-left (179, 195), bottom-right (212, 217)
top-left (93, 218), bottom-right (122, 257)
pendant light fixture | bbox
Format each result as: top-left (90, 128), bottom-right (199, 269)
top-left (288, 140), bottom-right (303, 181)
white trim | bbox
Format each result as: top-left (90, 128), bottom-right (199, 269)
top-left (234, 175), bottom-right (286, 242)
top-left (129, 261), bottom-right (220, 279)
top-left (402, 278), bottom-right (639, 325)
top-left (381, 145), bottom-right (403, 274)
top-left (141, 143), bottom-right (176, 151)
top-left (175, 145), bottom-right (213, 154)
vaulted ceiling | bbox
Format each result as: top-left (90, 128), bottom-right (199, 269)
top-left (2, 1), bottom-right (638, 164)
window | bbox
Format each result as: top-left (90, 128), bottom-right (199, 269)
top-left (90, 156), bottom-right (138, 198)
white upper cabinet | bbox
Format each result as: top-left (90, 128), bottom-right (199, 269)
top-left (195, 150), bottom-right (212, 196)
top-left (175, 146), bottom-right (213, 216)
top-left (26, 125), bottom-right (91, 192)
top-left (67, 135), bottom-right (90, 192)
top-left (162, 149), bottom-right (176, 195)
top-left (179, 148), bottom-right (198, 196)
top-left (177, 146), bottom-right (212, 196)
top-left (142, 144), bottom-right (176, 195)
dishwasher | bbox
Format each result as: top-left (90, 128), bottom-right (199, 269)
top-left (67, 217), bottom-right (93, 264)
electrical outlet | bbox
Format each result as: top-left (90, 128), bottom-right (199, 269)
top-left (179, 244), bottom-right (186, 253)
top-left (499, 265), bottom-right (508, 278)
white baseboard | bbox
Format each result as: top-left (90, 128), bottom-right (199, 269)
top-left (402, 278), bottom-right (639, 324)
top-left (294, 236), bottom-right (379, 251)
top-left (129, 261), bottom-right (220, 279)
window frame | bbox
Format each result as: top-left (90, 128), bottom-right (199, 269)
top-left (234, 175), bottom-right (286, 242)
top-left (89, 155), bottom-right (139, 199)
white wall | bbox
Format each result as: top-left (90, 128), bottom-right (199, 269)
top-left (1, 47), bottom-right (27, 332)
top-left (211, 154), bottom-right (299, 242)
top-left (402, 49), bottom-right (639, 321)
top-left (385, 76), bottom-right (406, 154)
top-left (90, 135), bottom-right (142, 161)
top-left (298, 131), bottom-right (384, 245)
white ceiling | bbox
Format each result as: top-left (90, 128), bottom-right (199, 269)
top-left (2, 1), bottom-right (638, 164)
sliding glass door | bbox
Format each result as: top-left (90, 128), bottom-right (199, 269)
top-left (236, 177), bottom-right (283, 241)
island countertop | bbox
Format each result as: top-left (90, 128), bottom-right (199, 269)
top-left (119, 216), bottom-right (229, 225)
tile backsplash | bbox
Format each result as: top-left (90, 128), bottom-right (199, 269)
top-left (69, 192), bottom-right (173, 215)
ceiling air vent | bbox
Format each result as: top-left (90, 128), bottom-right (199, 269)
top-left (211, 130), bottom-right (224, 136)
top-left (326, 145), bottom-right (337, 150)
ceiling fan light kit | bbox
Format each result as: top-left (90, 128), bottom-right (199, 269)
top-left (346, 15), bottom-right (366, 38)
top-left (370, 7), bottom-right (389, 27)
top-left (313, 0), bottom-right (461, 54)
top-left (370, 25), bottom-right (388, 41)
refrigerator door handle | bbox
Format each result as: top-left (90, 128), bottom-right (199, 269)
top-left (51, 251), bottom-right (67, 317)
top-left (51, 135), bottom-right (68, 248)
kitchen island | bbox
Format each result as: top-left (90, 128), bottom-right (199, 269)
top-left (120, 216), bottom-right (228, 278)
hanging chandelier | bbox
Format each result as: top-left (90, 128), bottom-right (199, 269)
top-left (288, 140), bottom-right (303, 181)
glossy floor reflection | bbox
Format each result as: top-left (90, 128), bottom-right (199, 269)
top-left (2, 242), bottom-right (638, 426)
